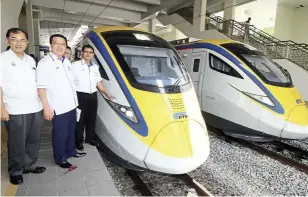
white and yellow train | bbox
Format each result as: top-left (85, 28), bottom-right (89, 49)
top-left (172, 38), bottom-right (308, 142)
top-left (82, 27), bottom-right (210, 174)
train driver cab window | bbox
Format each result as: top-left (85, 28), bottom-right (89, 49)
top-left (210, 54), bottom-right (243, 78)
top-left (220, 42), bottom-right (292, 86)
top-left (193, 59), bottom-right (200, 72)
top-left (93, 55), bottom-right (109, 80)
top-left (117, 45), bottom-right (189, 88)
top-left (101, 31), bottom-right (191, 93)
top-left (241, 54), bottom-right (291, 84)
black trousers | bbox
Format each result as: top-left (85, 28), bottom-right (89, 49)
top-left (75, 92), bottom-right (98, 147)
top-left (4, 110), bottom-right (43, 176)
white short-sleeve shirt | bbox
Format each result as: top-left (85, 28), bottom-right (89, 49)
top-left (0, 49), bottom-right (42, 115)
top-left (71, 59), bottom-right (103, 94)
top-left (36, 53), bottom-right (78, 115)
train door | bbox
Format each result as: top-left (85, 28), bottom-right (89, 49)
top-left (191, 51), bottom-right (207, 103)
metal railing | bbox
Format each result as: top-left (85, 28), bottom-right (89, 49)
top-left (175, 7), bottom-right (308, 71)
top-left (209, 15), bottom-right (308, 71)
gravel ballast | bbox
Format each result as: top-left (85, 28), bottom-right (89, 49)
top-left (189, 134), bottom-right (308, 196)
top-left (100, 133), bottom-right (308, 196)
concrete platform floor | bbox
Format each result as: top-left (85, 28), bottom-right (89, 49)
top-left (1, 120), bottom-right (120, 196)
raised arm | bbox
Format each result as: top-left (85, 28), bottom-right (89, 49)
top-left (95, 66), bottom-right (114, 100)
top-left (97, 82), bottom-right (114, 100)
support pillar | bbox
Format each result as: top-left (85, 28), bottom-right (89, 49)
top-left (19, 11), bottom-right (27, 35)
top-left (33, 19), bottom-right (41, 60)
top-left (26, 0), bottom-right (35, 54)
top-left (0, 0), bottom-right (24, 52)
top-left (193, 0), bottom-right (207, 32)
top-left (223, 0), bottom-right (236, 36)
top-left (149, 18), bottom-right (156, 33)
top-left (223, 0), bottom-right (235, 20)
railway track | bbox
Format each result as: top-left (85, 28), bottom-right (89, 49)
top-left (176, 174), bottom-right (214, 196)
top-left (210, 128), bottom-right (308, 174)
top-left (126, 170), bottom-right (213, 196)
top-left (270, 140), bottom-right (308, 160)
top-left (229, 137), bottom-right (308, 174)
top-left (126, 170), bottom-right (153, 196)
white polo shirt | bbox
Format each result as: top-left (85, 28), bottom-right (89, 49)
top-left (37, 53), bottom-right (78, 115)
top-left (71, 59), bottom-right (102, 94)
top-left (0, 49), bottom-right (42, 115)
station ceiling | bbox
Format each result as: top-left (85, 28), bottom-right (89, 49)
top-left (31, 0), bottom-right (255, 48)
top-left (33, 0), bottom-right (163, 48)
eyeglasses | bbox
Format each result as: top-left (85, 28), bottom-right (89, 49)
top-left (9, 38), bottom-right (27, 44)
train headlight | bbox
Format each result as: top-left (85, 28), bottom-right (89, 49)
top-left (244, 92), bottom-right (275, 107)
top-left (100, 92), bottom-right (139, 123)
top-left (109, 101), bottom-right (138, 123)
top-left (125, 110), bottom-right (134, 117)
top-left (120, 107), bottom-right (126, 112)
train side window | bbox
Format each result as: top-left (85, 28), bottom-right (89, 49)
top-left (193, 59), bottom-right (200, 72)
top-left (94, 55), bottom-right (110, 81)
top-left (209, 54), bottom-right (243, 79)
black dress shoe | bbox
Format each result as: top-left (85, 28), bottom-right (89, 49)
top-left (57, 161), bottom-right (72, 168)
top-left (73, 152), bottom-right (86, 158)
top-left (76, 145), bottom-right (84, 151)
top-left (23, 167), bottom-right (46, 174)
top-left (10, 175), bottom-right (23, 185)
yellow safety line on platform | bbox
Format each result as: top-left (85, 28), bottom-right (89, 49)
top-left (4, 183), bottom-right (17, 196)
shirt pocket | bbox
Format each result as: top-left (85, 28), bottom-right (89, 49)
top-left (28, 66), bottom-right (37, 81)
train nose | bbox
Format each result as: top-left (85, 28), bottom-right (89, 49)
top-left (281, 105), bottom-right (308, 139)
top-left (144, 120), bottom-right (209, 174)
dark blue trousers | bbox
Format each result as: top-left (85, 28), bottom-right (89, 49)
top-left (52, 109), bottom-right (77, 164)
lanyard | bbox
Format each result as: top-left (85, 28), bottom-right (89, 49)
top-left (49, 54), bottom-right (65, 63)
top-left (49, 54), bottom-right (77, 106)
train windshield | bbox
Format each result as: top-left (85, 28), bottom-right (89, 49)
top-left (221, 43), bottom-right (292, 87)
top-left (101, 31), bottom-right (190, 93)
top-left (118, 45), bottom-right (187, 87)
top-left (241, 54), bottom-right (290, 83)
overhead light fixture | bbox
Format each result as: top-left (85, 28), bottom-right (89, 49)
top-left (64, 10), bottom-right (78, 14)
top-left (133, 33), bottom-right (152, 41)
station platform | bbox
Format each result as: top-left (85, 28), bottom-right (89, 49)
top-left (1, 120), bottom-right (120, 196)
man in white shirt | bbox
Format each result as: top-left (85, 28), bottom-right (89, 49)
top-left (72, 45), bottom-right (114, 151)
top-left (0, 28), bottom-right (46, 185)
top-left (37, 34), bottom-right (86, 169)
